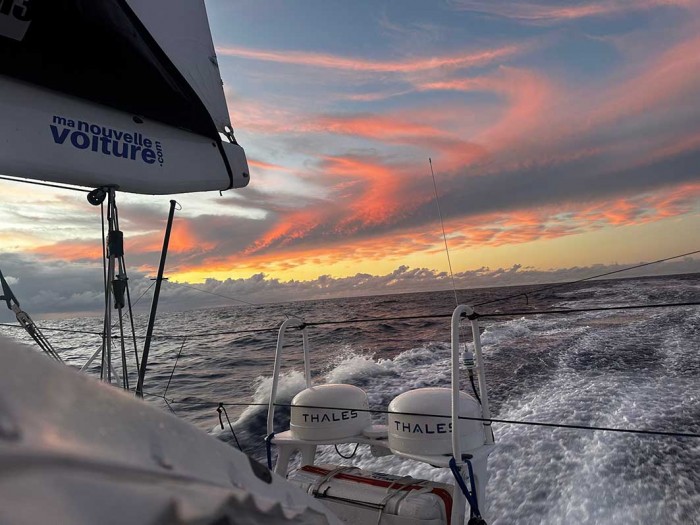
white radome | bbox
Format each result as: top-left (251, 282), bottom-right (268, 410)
top-left (290, 384), bottom-right (371, 441)
top-left (388, 387), bottom-right (484, 456)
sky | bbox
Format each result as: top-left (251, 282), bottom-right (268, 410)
top-left (2, 0), bottom-right (700, 316)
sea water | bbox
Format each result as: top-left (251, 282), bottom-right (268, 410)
top-left (2, 274), bottom-right (699, 524)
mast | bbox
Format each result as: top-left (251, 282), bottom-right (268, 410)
top-left (1, 0), bottom-right (250, 390)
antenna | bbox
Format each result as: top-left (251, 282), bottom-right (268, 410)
top-left (429, 158), bottom-right (459, 306)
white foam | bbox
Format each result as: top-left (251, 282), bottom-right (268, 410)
top-left (235, 369), bottom-right (308, 428)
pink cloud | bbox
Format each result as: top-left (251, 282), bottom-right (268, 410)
top-left (216, 44), bottom-right (521, 74)
top-left (450, 0), bottom-right (693, 23)
top-left (248, 159), bottom-right (295, 173)
top-left (416, 66), bottom-right (556, 150)
top-left (593, 35), bottom-right (700, 125)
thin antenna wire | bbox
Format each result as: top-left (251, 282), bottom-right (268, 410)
top-left (429, 158), bottom-right (459, 306)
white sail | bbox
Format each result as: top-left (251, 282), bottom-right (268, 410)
top-left (127, 0), bottom-right (233, 134)
top-left (0, 0), bottom-right (249, 194)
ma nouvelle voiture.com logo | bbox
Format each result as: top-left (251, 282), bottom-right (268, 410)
top-left (50, 116), bottom-right (165, 166)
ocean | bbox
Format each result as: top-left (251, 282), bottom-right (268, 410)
top-left (2, 273), bottom-right (700, 524)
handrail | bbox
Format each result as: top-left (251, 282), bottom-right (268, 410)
top-left (450, 305), bottom-right (493, 462)
top-left (266, 317), bottom-right (312, 435)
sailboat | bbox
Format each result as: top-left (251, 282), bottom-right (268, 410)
top-left (0, 2), bottom-right (495, 524)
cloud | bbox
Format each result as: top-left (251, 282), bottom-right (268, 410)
top-left (216, 44), bottom-right (521, 74)
top-left (589, 34), bottom-right (700, 128)
top-left (1, 253), bottom-right (698, 319)
top-left (414, 66), bottom-right (556, 149)
top-left (4, 5), bottom-right (700, 291)
top-left (448, 0), bottom-right (693, 24)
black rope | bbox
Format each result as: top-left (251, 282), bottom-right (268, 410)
top-left (141, 300), bottom-right (700, 336)
top-left (469, 374), bottom-right (481, 404)
top-left (335, 443), bottom-right (360, 459)
top-left (138, 392), bottom-right (700, 440)
top-left (163, 398), bottom-right (177, 416)
top-left (477, 301), bottom-right (700, 318)
top-left (130, 281), bottom-right (157, 309)
top-left (163, 336), bottom-right (187, 399)
top-left (3, 300), bottom-right (699, 341)
top-left (0, 323), bottom-right (105, 337)
top-left (473, 249), bottom-right (700, 308)
top-left (217, 402), bottom-right (243, 452)
top-left (119, 257), bottom-right (141, 372)
top-left (169, 281), bottom-right (259, 307)
top-left (165, 281), bottom-right (299, 320)
top-left (305, 313), bottom-right (447, 327)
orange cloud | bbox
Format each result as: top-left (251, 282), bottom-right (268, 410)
top-left (248, 159), bottom-right (295, 173)
top-left (322, 156), bottom-right (403, 231)
top-left (314, 114), bottom-right (449, 141)
top-left (240, 155), bottom-right (410, 255)
top-left (243, 208), bottom-right (326, 255)
top-left (165, 182), bottom-right (700, 278)
top-left (29, 241), bottom-right (102, 263)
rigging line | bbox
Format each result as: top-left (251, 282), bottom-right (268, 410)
top-left (3, 300), bottom-right (698, 341)
top-left (476, 301), bottom-right (700, 318)
top-left (103, 280), bottom-right (157, 345)
top-left (109, 300), bottom-right (700, 339)
top-left (429, 158), bottom-right (459, 306)
top-left (138, 393), bottom-right (700, 440)
top-left (109, 211), bottom-right (141, 373)
top-left (118, 307), bottom-right (129, 390)
top-left (122, 266), bottom-right (141, 371)
top-left (217, 403), bottom-right (243, 452)
top-left (474, 248), bottom-right (700, 308)
top-left (163, 398), bottom-right (177, 415)
top-left (100, 202), bottom-right (108, 380)
top-left (131, 280), bottom-right (157, 309)
top-left (167, 281), bottom-right (259, 307)
top-left (167, 281), bottom-right (300, 320)
top-left (0, 175), bottom-right (90, 193)
top-left (164, 336), bottom-right (187, 399)
top-left (0, 323), bottom-right (103, 336)
top-left (114, 325), bottom-right (280, 339)
top-left (108, 280), bottom-right (156, 331)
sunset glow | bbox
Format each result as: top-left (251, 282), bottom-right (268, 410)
top-left (1, 0), bottom-right (699, 309)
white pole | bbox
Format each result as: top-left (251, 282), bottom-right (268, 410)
top-left (450, 304), bottom-right (471, 525)
top-left (450, 305), bottom-right (468, 461)
top-left (267, 318), bottom-right (304, 435)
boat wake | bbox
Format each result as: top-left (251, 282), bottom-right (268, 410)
top-left (215, 292), bottom-right (700, 523)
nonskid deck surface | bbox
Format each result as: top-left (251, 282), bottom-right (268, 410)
top-left (0, 337), bottom-right (341, 525)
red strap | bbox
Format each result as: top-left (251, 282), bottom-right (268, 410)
top-left (300, 465), bottom-right (453, 524)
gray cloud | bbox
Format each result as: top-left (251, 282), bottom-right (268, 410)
top-left (1, 252), bottom-right (697, 320)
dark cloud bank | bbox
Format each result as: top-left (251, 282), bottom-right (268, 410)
top-left (1, 252), bottom-right (698, 321)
